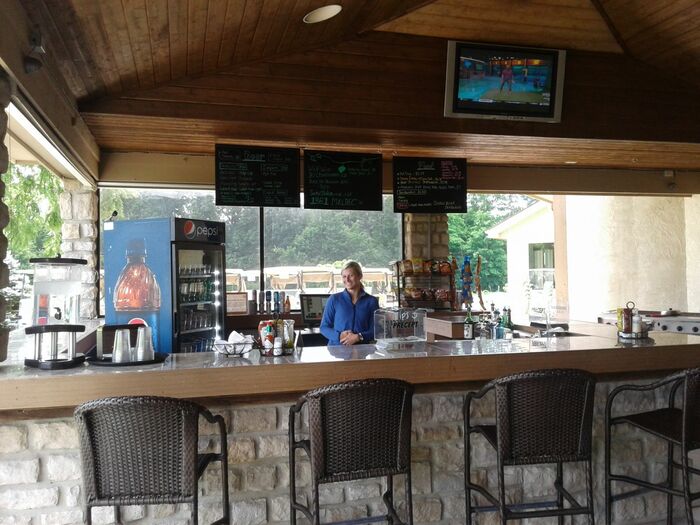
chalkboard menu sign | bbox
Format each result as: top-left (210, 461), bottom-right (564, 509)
top-left (393, 157), bottom-right (467, 213)
top-left (215, 145), bottom-right (300, 207)
top-left (304, 151), bottom-right (383, 211)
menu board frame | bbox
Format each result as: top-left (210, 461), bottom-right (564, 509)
top-left (215, 144), bottom-right (300, 208)
top-left (392, 156), bottom-right (467, 213)
top-left (303, 150), bottom-right (383, 211)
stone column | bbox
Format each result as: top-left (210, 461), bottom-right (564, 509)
top-left (403, 213), bottom-right (449, 259)
top-left (58, 180), bottom-right (98, 319)
top-left (0, 70), bottom-right (12, 360)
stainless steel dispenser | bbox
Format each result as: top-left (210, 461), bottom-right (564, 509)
top-left (24, 256), bottom-right (87, 369)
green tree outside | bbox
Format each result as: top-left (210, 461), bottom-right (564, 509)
top-left (449, 194), bottom-right (534, 291)
top-left (2, 163), bottom-right (63, 268)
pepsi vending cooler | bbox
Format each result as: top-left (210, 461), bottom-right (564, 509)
top-left (104, 218), bottom-right (227, 353)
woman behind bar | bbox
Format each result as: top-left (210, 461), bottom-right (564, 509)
top-left (320, 261), bottom-right (379, 345)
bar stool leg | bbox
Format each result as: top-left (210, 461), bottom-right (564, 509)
top-left (464, 427), bottom-right (473, 525)
top-left (313, 481), bottom-right (320, 525)
top-left (192, 493), bottom-right (198, 525)
top-left (682, 447), bottom-right (694, 525)
top-left (605, 420), bottom-right (612, 525)
top-left (115, 505), bottom-right (121, 525)
top-left (497, 458), bottom-right (507, 525)
top-left (556, 462), bottom-right (564, 525)
top-left (289, 408), bottom-right (297, 525)
top-left (86, 506), bottom-right (92, 525)
top-left (405, 469), bottom-right (413, 525)
top-left (385, 474), bottom-right (394, 525)
top-left (667, 441), bottom-right (674, 525)
top-left (586, 459), bottom-right (595, 525)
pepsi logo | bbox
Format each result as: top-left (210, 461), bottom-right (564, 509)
top-left (184, 220), bottom-right (197, 239)
top-left (128, 318), bottom-right (148, 326)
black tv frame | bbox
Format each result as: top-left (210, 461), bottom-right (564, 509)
top-left (444, 41), bottom-right (566, 123)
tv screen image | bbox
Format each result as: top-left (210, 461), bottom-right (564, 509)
top-left (444, 41), bottom-right (565, 123)
top-left (300, 294), bottom-right (330, 327)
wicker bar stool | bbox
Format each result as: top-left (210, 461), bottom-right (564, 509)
top-left (74, 396), bottom-right (229, 525)
top-left (464, 368), bottom-right (597, 524)
top-left (289, 378), bottom-right (414, 525)
top-left (605, 368), bottom-right (700, 524)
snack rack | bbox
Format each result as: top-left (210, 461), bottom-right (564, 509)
top-left (393, 259), bottom-right (456, 310)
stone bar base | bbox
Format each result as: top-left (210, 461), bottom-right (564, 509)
top-left (0, 380), bottom-right (695, 524)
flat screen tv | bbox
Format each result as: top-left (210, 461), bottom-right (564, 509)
top-left (444, 41), bottom-right (566, 123)
top-left (299, 293), bottom-right (330, 328)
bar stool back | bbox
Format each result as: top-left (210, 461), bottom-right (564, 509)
top-left (75, 396), bottom-right (229, 525)
top-left (289, 378), bottom-right (414, 525)
top-left (605, 367), bottom-right (700, 524)
top-left (465, 368), bottom-right (596, 524)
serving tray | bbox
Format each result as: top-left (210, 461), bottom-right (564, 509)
top-left (86, 352), bottom-right (167, 367)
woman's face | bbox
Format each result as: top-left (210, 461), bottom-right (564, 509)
top-left (342, 268), bottom-right (361, 292)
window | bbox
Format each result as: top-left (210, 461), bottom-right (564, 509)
top-left (99, 189), bottom-right (402, 311)
top-left (528, 243), bottom-right (555, 290)
top-left (264, 194), bottom-right (401, 308)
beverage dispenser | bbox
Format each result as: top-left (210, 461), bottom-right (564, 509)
top-left (24, 257), bottom-right (86, 369)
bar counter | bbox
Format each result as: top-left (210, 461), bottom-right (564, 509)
top-left (1, 323), bottom-right (698, 524)
top-left (2, 321), bottom-right (700, 413)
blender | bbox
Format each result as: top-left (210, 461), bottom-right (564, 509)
top-left (24, 256), bottom-right (86, 369)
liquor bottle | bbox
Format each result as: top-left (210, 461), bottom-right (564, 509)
top-left (464, 305), bottom-right (475, 340)
top-left (114, 238), bottom-right (161, 351)
top-left (284, 296), bottom-right (291, 313)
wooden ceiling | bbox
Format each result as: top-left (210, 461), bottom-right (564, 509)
top-left (23, 0), bottom-right (432, 101)
top-left (18, 0), bottom-right (700, 170)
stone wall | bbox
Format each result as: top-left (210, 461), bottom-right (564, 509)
top-left (0, 70), bottom-right (12, 361)
top-left (0, 382), bottom-right (689, 524)
top-left (404, 214), bottom-right (449, 260)
top-left (58, 180), bottom-right (98, 319)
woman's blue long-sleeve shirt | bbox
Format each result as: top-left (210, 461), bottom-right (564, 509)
top-left (320, 289), bottom-right (379, 345)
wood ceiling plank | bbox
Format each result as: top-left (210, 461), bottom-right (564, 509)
top-left (261, 0), bottom-right (296, 58)
top-left (174, 72), bottom-right (444, 100)
top-left (202, 0), bottom-right (229, 72)
top-left (122, 0), bottom-right (156, 88)
top-left (273, 0), bottom-right (310, 54)
top-left (52, 0), bottom-right (123, 96)
top-left (113, 84), bottom-right (442, 119)
top-left (24, 0), bottom-right (91, 99)
top-left (624, 6), bottom-right (700, 50)
top-left (94, 0), bottom-right (139, 91)
top-left (217, 0), bottom-right (247, 67)
top-left (375, 0), bottom-right (622, 53)
top-left (233, 0), bottom-right (264, 63)
top-left (248, 0), bottom-right (284, 61)
top-left (186, 0), bottom-right (209, 75)
top-left (80, 112), bottom-right (700, 170)
top-left (167, 0), bottom-right (189, 79)
top-left (145, 0), bottom-right (172, 85)
top-left (602, 0), bottom-right (696, 40)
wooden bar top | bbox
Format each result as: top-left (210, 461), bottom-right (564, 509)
top-left (1, 322), bottom-right (699, 412)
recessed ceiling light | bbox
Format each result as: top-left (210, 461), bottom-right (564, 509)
top-left (303, 4), bottom-right (342, 24)
top-left (565, 160), bottom-right (578, 164)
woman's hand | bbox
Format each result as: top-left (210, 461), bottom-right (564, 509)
top-left (340, 330), bottom-right (361, 345)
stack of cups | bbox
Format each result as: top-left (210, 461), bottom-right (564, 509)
top-left (112, 329), bottom-right (131, 363)
top-left (135, 326), bottom-right (155, 361)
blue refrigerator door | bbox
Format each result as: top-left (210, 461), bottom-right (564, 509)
top-left (103, 218), bottom-right (174, 354)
